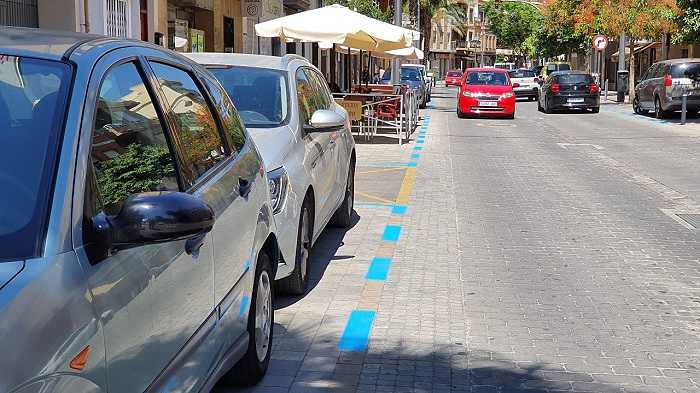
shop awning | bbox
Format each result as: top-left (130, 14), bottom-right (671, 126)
top-left (255, 4), bottom-right (416, 52)
top-left (611, 42), bottom-right (659, 61)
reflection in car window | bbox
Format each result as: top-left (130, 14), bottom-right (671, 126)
top-left (509, 70), bottom-right (536, 78)
top-left (305, 69), bottom-right (331, 109)
top-left (296, 68), bottom-right (325, 125)
top-left (91, 62), bottom-right (178, 214)
top-left (0, 55), bottom-right (71, 260)
top-left (466, 71), bottom-right (508, 86)
top-left (149, 62), bottom-right (226, 183)
top-left (671, 63), bottom-right (700, 78)
top-left (202, 77), bottom-right (246, 153)
top-left (556, 74), bottom-right (593, 84)
top-left (208, 66), bottom-right (288, 128)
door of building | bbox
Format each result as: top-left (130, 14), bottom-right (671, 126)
top-left (224, 16), bottom-right (234, 52)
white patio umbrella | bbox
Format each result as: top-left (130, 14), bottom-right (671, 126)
top-left (255, 4), bottom-right (414, 52)
top-left (325, 45), bottom-right (424, 61)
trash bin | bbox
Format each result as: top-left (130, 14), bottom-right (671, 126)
top-left (616, 70), bottom-right (629, 103)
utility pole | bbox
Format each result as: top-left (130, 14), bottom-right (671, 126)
top-left (391, 0), bottom-right (402, 85)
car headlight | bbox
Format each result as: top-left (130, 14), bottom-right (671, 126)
top-left (462, 91), bottom-right (474, 97)
top-left (267, 166), bottom-right (289, 214)
top-left (501, 92), bottom-right (515, 99)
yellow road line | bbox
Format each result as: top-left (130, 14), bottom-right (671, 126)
top-left (396, 167), bottom-right (416, 205)
top-left (356, 191), bottom-right (396, 205)
top-left (356, 167), bottom-right (406, 175)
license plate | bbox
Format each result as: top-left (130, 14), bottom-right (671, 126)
top-left (568, 98), bottom-right (584, 103)
top-left (479, 101), bottom-right (498, 107)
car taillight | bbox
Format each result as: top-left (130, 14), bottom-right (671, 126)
top-left (664, 74), bottom-right (673, 87)
top-left (550, 83), bottom-right (560, 94)
top-left (590, 83), bottom-right (599, 94)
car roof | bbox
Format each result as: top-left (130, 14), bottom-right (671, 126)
top-left (465, 67), bottom-right (509, 73)
top-left (183, 52), bottom-right (309, 71)
top-left (0, 27), bottom-right (105, 60)
top-left (551, 70), bottom-right (590, 76)
top-left (656, 58), bottom-right (700, 65)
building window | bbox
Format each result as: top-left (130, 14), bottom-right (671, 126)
top-left (106, 0), bottom-right (131, 38)
top-left (0, 0), bottom-right (38, 27)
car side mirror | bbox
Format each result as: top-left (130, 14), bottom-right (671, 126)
top-left (307, 109), bottom-right (345, 132)
top-left (512, 83), bottom-right (520, 88)
top-left (95, 191), bottom-right (215, 251)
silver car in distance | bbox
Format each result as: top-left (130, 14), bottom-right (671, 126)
top-left (0, 28), bottom-right (279, 393)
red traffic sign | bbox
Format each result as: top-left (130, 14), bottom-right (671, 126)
top-left (592, 34), bottom-right (608, 51)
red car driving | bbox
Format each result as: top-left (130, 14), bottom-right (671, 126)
top-left (457, 68), bottom-right (517, 119)
top-left (444, 70), bottom-right (463, 87)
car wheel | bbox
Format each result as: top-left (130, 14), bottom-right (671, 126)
top-left (655, 96), bottom-right (667, 119)
top-left (544, 97), bottom-right (553, 114)
top-left (457, 107), bottom-right (466, 118)
top-left (591, 107), bottom-right (600, 114)
top-left (279, 202), bottom-right (313, 295)
top-left (224, 251), bottom-right (274, 385)
top-left (633, 96), bottom-right (648, 115)
top-left (507, 113), bottom-right (515, 119)
top-left (331, 163), bottom-right (355, 228)
top-left (537, 98), bottom-right (544, 112)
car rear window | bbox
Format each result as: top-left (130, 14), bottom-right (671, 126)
top-left (509, 70), bottom-right (535, 78)
top-left (0, 55), bottom-right (72, 260)
top-left (671, 62), bottom-right (700, 79)
top-left (466, 71), bottom-right (509, 86)
top-left (556, 74), bottom-right (593, 84)
top-left (447, 72), bottom-right (462, 77)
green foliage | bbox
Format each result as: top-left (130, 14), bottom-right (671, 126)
top-left (673, 0), bottom-right (700, 43)
top-left (533, 24), bottom-right (588, 59)
top-left (96, 143), bottom-right (175, 207)
top-left (482, 0), bottom-right (543, 55)
top-left (325, 0), bottom-right (390, 21)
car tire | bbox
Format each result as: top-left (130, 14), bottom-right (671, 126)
top-left (224, 251), bottom-right (274, 385)
top-left (544, 97), bottom-right (553, 114)
top-left (654, 96), bottom-right (667, 119)
top-left (278, 201), bottom-right (313, 295)
top-left (457, 108), bottom-right (466, 118)
top-left (633, 96), bottom-right (648, 115)
top-left (591, 107), bottom-right (600, 114)
top-left (537, 98), bottom-right (544, 112)
top-left (331, 163), bottom-right (355, 228)
top-left (507, 113), bottom-right (515, 119)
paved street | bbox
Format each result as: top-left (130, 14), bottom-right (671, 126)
top-left (218, 86), bottom-right (700, 393)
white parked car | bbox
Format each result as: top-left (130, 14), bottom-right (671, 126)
top-left (186, 53), bottom-right (356, 294)
top-left (508, 68), bottom-right (540, 101)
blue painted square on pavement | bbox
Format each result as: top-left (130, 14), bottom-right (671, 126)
top-left (382, 225), bottom-right (402, 242)
top-left (366, 257), bottom-right (392, 281)
top-left (413, 146), bottom-right (423, 151)
top-left (392, 205), bottom-right (408, 215)
top-left (411, 153), bottom-right (421, 159)
top-left (407, 162), bottom-right (418, 167)
top-left (338, 310), bottom-right (376, 351)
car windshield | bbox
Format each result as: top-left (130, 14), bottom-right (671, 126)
top-left (208, 66), bottom-right (288, 128)
top-left (0, 55), bottom-right (71, 260)
top-left (466, 71), bottom-right (509, 85)
top-left (382, 68), bottom-right (423, 81)
top-left (557, 74), bottom-right (593, 84)
top-left (671, 62), bottom-right (700, 79)
top-left (509, 70), bottom-right (536, 78)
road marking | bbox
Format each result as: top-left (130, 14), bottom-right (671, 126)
top-left (366, 257), bottom-right (392, 281)
top-left (382, 225), bottom-right (402, 242)
top-left (356, 167), bottom-right (406, 175)
top-left (356, 191), bottom-right (396, 205)
top-left (338, 310), bottom-right (376, 351)
top-left (557, 143), bottom-right (604, 150)
top-left (391, 205), bottom-right (408, 215)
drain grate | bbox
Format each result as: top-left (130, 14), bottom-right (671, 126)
top-left (676, 214), bottom-right (700, 229)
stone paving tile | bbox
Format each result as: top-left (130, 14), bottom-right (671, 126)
top-left (217, 89), bottom-right (700, 393)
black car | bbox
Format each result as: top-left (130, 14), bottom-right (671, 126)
top-left (538, 71), bottom-right (600, 113)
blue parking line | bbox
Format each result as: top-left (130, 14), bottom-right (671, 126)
top-left (411, 153), bottom-right (421, 159)
top-left (366, 257), bottom-right (392, 281)
top-left (407, 162), bottom-right (418, 167)
top-left (391, 205), bottom-right (407, 215)
top-left (413, 146), bottom-right (423, 151)
top-left (382, 225), bottom-right (402, 242)
top-left (338, 310), bottom-right (376, 351)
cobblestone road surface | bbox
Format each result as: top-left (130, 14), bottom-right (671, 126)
top-left (216, 87), bottom-right (700, 393)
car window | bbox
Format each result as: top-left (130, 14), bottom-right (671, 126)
top-left (509, 70), bottom-right (536, 78)
top-left (447, 72), bottom-right (462, 77)
top-left (149, 62), bottom-right (226, 184)
top-left (556, 74), bottom-right (593, 84)
top-left (91, 62), bottom-right (178, 215)
top-left (466, 71), bottom-right (508, 85)
top-left (671, 62), bottom-right (700, 79)
top-left (296, 68), bottom-right (325, 125)
top-left (0, 55), bottom-right (71, 260)
top-left (558, 64), bottom-right (571, 71)
top-left (208, 66), bottom-right (289, 128)
top-left (547, 64), bottom-right (557, 73)
top-left (648, 64), bottom-right (661, 78)
top-left (304, 68), bottom-right (331, 109)
top-left (202, 76), bottom-right (246, 153)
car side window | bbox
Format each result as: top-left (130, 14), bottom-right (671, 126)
top-left (305, 69), bottom-right (331, 109)
top-left (202, 77), bottom-right (247, 153)
top-left (296, 68), bottom-right (321, 125)
top-left (655, 64), bottom-right (668, 78)
top-left (90, 62), bottom-right (179, 215)
top-left (149, 62), bottom-right (226, 185)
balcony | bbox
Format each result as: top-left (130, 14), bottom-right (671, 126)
top-left (284, 0), bottom-right (311, 11)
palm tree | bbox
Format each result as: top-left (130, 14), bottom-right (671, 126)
top-left (411, 0), bottom-right (469, 57)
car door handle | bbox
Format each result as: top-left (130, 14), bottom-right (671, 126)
top-left (238, 177), bottom-right (252, 198)
top-left (185, 233), bottom-right (207, 257)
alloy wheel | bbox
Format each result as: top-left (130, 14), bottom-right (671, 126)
top-left (254, 270), bottom-right (272, 361)
top-left (298, 208), bottom-right (311, 282)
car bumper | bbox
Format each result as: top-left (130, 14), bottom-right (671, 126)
top-left (514, 87), bottom-right (539, 97)
top-left (664, 96), bottom-right (700, 111)
top-left (549, 95), bottom-right (600, 109)
top-left (459, 96), bottom-right (516, 116)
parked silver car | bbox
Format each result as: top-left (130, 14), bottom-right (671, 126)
top-left (633, 58), bottom-right (700, 118)
top-left (0, 28), bottom-right (279, 393)
top-left (185, 53), bottom-right (356, 295)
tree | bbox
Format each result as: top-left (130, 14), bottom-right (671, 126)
top-left (412, 0), bottom-right (467, 58)
top-left (482, 0), bottom-right (543, 59)
top-left (538, 0), bottom-right (588, 59)
top-left (673, 0), bottom-right (700, 43)
top-left (324, 0), bottom-right (390, 21)
top-left (571, 0), bottom-right (679, 100)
